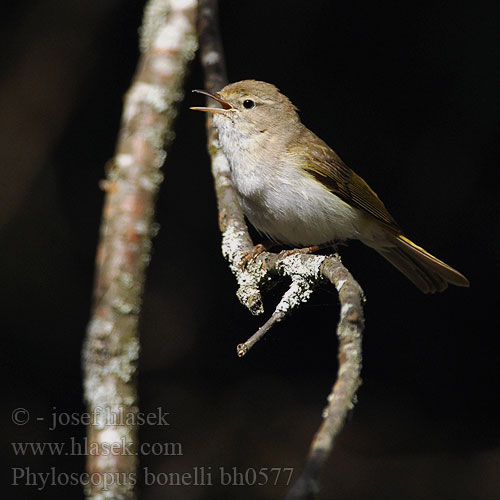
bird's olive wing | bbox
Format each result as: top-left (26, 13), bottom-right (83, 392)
top-left (289, 133), bottom-right (401, 232)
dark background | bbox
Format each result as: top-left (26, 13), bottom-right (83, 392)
top-left (1, 1), bottom-right (498, 499)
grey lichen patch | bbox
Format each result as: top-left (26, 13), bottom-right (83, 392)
top-left (275, 279), bottom-right (314, 314)
top-left (131, 82), bottom-right (170, 114)
top-left (107, 167), bottom-right (121, 183)
top-left (236, 285), bottom-right (264, 316)
top-left (154, 13), bottom-right (195, 54)
top-left (221, 226), bottom-right (267, 314)
top-left (183, 33), bottom-right (199, 64)
top-left (230, 252), bottom-right (328, 319)
top-left (112, 337), bottom-right (140, 384)
top-left (211, 148), bottom-right (231, 178)
top-left (85, 336), bottom-right (139, 409)
top-left (133, 220), bottom-right (150, 236)
top-left (221, 226), bottom-right (250, 263)
top-left (116, 153), bottom-right (135, 169)
top-left (119, 272), bottom-right (134, 290)
top-left (150, 222), bottom-right (161, 237)
top-left (335, 279), bottom-right (347, 292)
top-left (340, 303), bottom-right (354, 318)
top-left (140, 170), bottom-right (164, 192)
top-left (278, 253), bottom-right (326, 281)
top-left (154, 149), bottom-right (167, 168)
top-left (87, 382), bottom-right (122, 418)
top-left (122, 395), bottom-right (137, 407)
top-left (164, 129), bottom-right (177, 145)
top-left (139, 0), bottom-right (171, 53)
top-left (202, 50), bottom-right (220, 66)
top-left (112, 297), bottom-right (138, 315)
top-left (152, 57), bottom-right (178, 79)
top-left (87, 317), bottom-right (114, 338)
top-left (233, 262), bottom-right (267, 315)
top-left (337, 321), bottom-right (363, 342)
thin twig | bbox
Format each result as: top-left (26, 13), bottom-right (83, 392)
top-left (196, 2), bottom-right (365, 499)
top-left (237, 310), bottom-right (286, 357)
top-left (82, 1), bottom-right (197, 498)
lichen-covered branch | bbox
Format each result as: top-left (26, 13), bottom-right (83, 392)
top-left (198, 0), bottom-right (265, 314)
top-left (237, 253), bottom-right (324, 355)
top-left (82, 1), bottom-right (197, 498)
top-left (197, 2), bottom-right (365, 499)
top-left (284, 254), bottom-right (364, 500)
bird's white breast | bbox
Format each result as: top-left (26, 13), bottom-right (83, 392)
top-left (214, 115), bottom-right (362, 246)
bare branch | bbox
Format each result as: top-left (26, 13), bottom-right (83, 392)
top-left (82, 1), bottom-right (197, 498)
top-left (237, 310), bottom-right (285, 357)
top-left (198, 0), bottom-right (227, 93)
top-left (197, 2), bottom-right (365, 498)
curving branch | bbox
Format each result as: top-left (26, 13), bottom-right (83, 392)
top-left (197, 1), bottom-right (365, 499)
top-left (284, 255), bottom-right (364, 500)
top-left (82, 1), bottom-right (197, 498)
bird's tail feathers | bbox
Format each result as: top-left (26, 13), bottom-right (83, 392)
top-left (372, 233), bottom-right (469, 294)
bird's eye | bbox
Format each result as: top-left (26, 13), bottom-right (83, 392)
top-left (243, 99), bottom-right (255, 109)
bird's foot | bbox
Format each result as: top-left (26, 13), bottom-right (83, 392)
top-left (239, 241), bottom-right (277, 268)
top-left (240, 242), bottom-right (332, 269)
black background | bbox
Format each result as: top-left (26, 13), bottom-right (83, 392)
top-left (1, 1), bottom-right (499, 499)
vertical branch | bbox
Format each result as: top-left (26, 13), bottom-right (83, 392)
top-left (198, 0), bottom-right (227, 93)
top-left (198, 0), bottom-right (264, 314)
top-left (82, 1), bottom-right (197, 499)
top-left (196, 4), bottom-right (365, 499)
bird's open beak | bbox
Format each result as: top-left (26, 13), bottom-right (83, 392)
top-left (190, 89), bottom-right (232, 114)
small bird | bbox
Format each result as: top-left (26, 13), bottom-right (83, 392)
top-left (192, 80), bottom-right (469, 293)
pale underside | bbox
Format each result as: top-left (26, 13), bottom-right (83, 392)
top-left (214, 112), bottom-right (383, 247)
